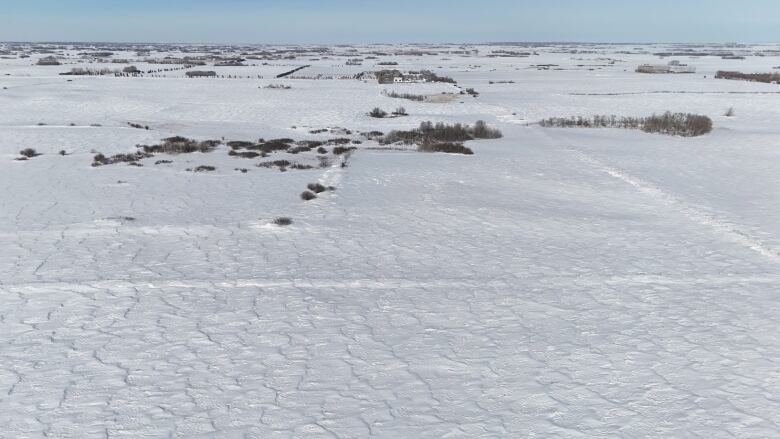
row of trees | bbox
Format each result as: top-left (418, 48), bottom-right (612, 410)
top-left (539, 112), bottom-right (713, 137)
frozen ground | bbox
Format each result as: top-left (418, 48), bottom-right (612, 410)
top-left (1, 43), bottom-right (779, 438)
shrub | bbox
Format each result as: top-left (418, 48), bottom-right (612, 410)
top-left (384, 90), bottom-right (425, 101)
top-left (59, 150), bottom-right (67, 156)
top-left (715, 71), bottom-right (780, 84)
top-left (539, 113), bottom-right (712, 137)
top-left (382, 121), bottom-right (502, 145)
top-left (307, 183), bottom-right (327, 193)
top-left (300, 191), bottom-right (317, 201)
top-left (642, 113), bottom-right (712, 137)
top-left (418, 142), bottom-right (474, 155)
top-left (142, 137), bottom-right (220, 154)
top-left (227, 140), bottom-right (256, 149)
top-left (392, 107), bottom-right (408, 116)
top-left (333, 146), bottom-right (357, 155)
top-left (192, 165), bottom-right (216, 172)
top-left (273, 217), bottom-right (293, 226)
top-left (369, 107), bottom-right (388, 118)
top-left (93, 151), bottom-right (152, 166)
top-left (20, 148), bottom-right (41, 158)
top-left (257, 160), bottom-right (292, 169)
top-left (317, 146), bottom-right (328, 154)
top-left (288, 146), bottom-right (312, 154)
top-left (725, 107), bottom-right (735, 117)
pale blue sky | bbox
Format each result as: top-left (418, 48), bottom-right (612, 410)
top-left (1, 0), bottom-right (778, 43)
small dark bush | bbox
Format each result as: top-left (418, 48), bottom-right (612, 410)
top-left (20, 148), bottom-right (41, 158)
top-left (384, 90), bottom-right (425, 101)
top-left (227, 140), bottom-right (256, 149)
top-left (93, 151), bottom-right (152, 166)
top-left (155, 160), bottom-right (172, 165)
top-left (419, 142), bottom-right (474, 155)
top-left (288, 146), bottom-right (312, 154)
top-left (333, 146), bottom-right (357, 155)
top-left (193, 165), bottom-right (216, 172)
top-left (307, 183), bottom-right (327, 193)
top-left (257, 160), bottom-right (292, 169)
top-left (317, 146), bottom-right (328, 154)
top-left (231, 151), bottom-right (261, 159)
top-left (369, 107), bottom-right (388, 118)
top-left (301, 191), bottom-right (317, 201)
top-left (142, 137), bottom-right (220, 154)
top-left (59, 150), bottom-right (67, 156)
top-left (273, 217), bottom-right (293, 226)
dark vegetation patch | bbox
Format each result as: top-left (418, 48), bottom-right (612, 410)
top-left (128, 122), bottom-right (150, 130)
top-left (300, 191), bottom-right (317, 201)
top-left (141, 137), bottom-right (220, 154)
top-left (307, 183), bottom-right (327, 193)
top-left (273, 217), bottom-right (293, 226)
top-left (715, 71), bottom-right (780, 84)
top-left (19, 148), bottom-right (41, 158)
top-left (381, 120), bottom-right (503, 145)
top-left (190, 165), bottom-right (216, 172)
top-left (539, 112), bottom-right (713, 137)
top-left (93, 151), bottom-right (153, 166)
top-left (418, 142), bottom-right (474, 155)
top-left (333, 146), bottom-right (357, 155)
top-left (369, 107), bottom-right (388, 118)
top-left (383, 90), bottom-right (425, 101)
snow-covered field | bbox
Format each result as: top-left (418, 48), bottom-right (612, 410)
top-left (1, 43), bottom-right (779, 438)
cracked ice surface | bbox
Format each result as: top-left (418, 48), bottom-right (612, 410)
top-left (2, 47), bottom-right (780, 438)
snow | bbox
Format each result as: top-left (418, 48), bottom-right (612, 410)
top-left (1, 43), bottom-right (779, 438)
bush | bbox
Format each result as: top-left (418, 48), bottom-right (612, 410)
top-left (192, 165), bottom-right (216, 172)
top-left (539, 113), bottom-right (712, 137)
top-left (369, 107), bottom-right (388, 118)
top-left (273, 217), bottom-right (293, 226)
top-left (382, 121), bottom-right (502, 145)
top-left (383, 90), bottom-right (425, 101)
top-left (418, 142), bottom-right (474, 155)
top-left (333, 146), bottom-right (357, 155)
top-left (301, 191), bottom-right (317, 201)
top-left (20, 148), bottom-right (41, 158)
top-left (715, 71), bottom-right (780, 84)
top-left (642, 113), bottom-right (712, 137)
top-left (307, 183), bottom-right (327, 193)
top-left (725, 107), bottom-right (735, 117)
top-left (142, 137), bottom-right (220, 154)
top-left (93, 151), bottom-right (152, 166)
top-left (392, 107), bottom-right (408, 116)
